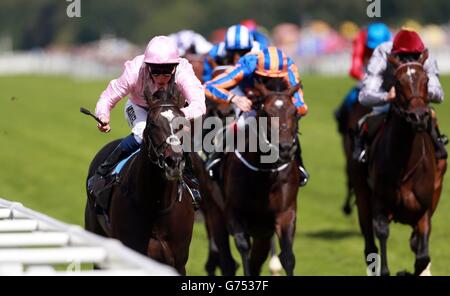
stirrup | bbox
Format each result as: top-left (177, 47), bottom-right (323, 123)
top-left (205, 158), bottom-right (221, 171)
top-left (358, 150), bottom-right (367, 163)
top-left (439, 134), bottom-right (449, 145)
top-left (191, 189), bottom-right (201, 211)
top-left (87, 174), bottom-right (104, 194)
top-left (181, 180), bottom-right (201, 211)
top-left (205, 158), bottom-right (221, 177)
top-left (299, 166), bottom-right (309, 187)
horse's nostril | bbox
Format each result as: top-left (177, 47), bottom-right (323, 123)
top-left (164, 157), bottom-right (174, 168)
top-left (280, 143), bottom-right (291, 152)
top-left (165, 155), bottom-right (183, 169)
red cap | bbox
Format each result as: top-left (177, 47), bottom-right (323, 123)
top-left (392, 29), bottom-right (425, 54)
top-left (240, 19), bottom-right (257, 31)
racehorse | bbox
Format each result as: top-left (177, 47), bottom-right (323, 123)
top-left (340, 100), bottom-right (371, 215)
top-left (219, 80), bottom-right (302, 276)
top-left (85, 88), bottom-right (195, 275)
top-left (195, 62), bottom-right (240, 276)
top-left (353, 51), bottom-right (447, 276)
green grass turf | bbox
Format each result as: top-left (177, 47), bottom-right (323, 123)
top-left (0, 75), bottom-right (448, 275)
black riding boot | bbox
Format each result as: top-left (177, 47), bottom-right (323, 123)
top-left (87, 135), bottom-right (139, 195)
top-left (334, 102), bottom-right (349, 134)
top-left (295, 139), bottom-right (309, 187)
top-left (430, 120), bottom-right (448, 160)
top-left (183, 153), bottom-right (201, 211)
top-left (352, 131), bottom-right (368, 163)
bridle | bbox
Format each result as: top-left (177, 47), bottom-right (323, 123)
top-left (234, 92), bottom-right (298, 172)
top-left (145, 103), bottom-right (183, 168)
top-left (391, 62), bottom-right (430, 128)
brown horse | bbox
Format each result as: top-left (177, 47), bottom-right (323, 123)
top-left (353, 51), bottom-right (447, 276)
top-left (85, 89), bottom-right (195, 275)
top-left (340, 100), bottom-right (371, 215)
top-left (218, 81), bottom-right (301, 276)
top-left (196, 62), bottom-right (240, 276)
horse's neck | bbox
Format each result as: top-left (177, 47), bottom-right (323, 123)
top-left (131, 152), bottom-right (172, 209)
top-left (241, 122), bottom-right (280, 170)
top-left (383, 113), bottom-right (421, 169)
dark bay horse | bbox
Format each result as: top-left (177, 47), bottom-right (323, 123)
top-left (340, 100), bottom-right (371, 215)
top-left (354, 51), bottom-right (447, 276)
top-left (197, 62), bottom-right (240, 276)
top-left (219, 81), bottom-right (302, 276)
top-left (85, 89), bottom-right (195, 274)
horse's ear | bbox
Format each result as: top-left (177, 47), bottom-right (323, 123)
top-left (388, 54), bottom-right (402, 69)
top-left (289, 83), bottom-right (302, 98)
top-left (254, 80), bottom-right (269, 98)
top-left (418, 49), bottom-right (429, 65)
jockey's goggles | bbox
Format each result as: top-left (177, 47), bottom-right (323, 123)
top-left (147, 63), bottom-right (177, 77)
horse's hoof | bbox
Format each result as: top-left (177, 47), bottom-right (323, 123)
top-left (380, 270), bottom-right (390, 276)
top-left (396, 270), bottom-right (413, 276)
top-left (342, 204), bottom-right (352, 215)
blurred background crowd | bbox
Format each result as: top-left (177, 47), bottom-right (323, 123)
top-left (0, 0), bottom-right (449, 78)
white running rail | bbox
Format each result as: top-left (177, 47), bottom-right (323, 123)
top-left (0, 198), bottom-right (178, 276)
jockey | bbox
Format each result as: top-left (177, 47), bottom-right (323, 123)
top-left (354, 29), bottom-right (447, 162)
top-left (168, 29), bottom-right (213, 56)
top-left (204, 46), bottom-right (309, 187)
top-left (88, 36), bottom-right (206, 193)
top-left (334, 23), bottom-right (391, 133)
top-left (240, 18), bottom-right (271, 49)
top-left (203, 24), bottom-right (262, 82)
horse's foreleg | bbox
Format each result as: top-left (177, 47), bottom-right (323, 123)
top-left (431, 159), bottom-right (447, 214)
top-left (352, 162), bottom-right (378, 273)
top-left (204, 219), bottom-right (238, 276)
top-left (342, 184), bottom-right (354, 216)
top-left (203, 213), bottom-right (220, 276)
top-left (233, 231), bottom-right (251, 276)
top-left (354, 188), bottom-right (378, 271)
top-left (276, 209), bottom-right (296, 276)
top-left (229, 216), bottom-right (251, 275)
top-left (373, 213), bottom-right (390, 276)
top-left (342, 134), bottom-right (354, 215)
top-left (412, 212), bottom-right (432, 276)
top-left (249, 236), bottom-right (271, 276)
top-left (203, 206), bottom-right (237, 276)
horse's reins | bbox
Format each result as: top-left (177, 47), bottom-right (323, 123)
top-left (392, 62), bottom-right (430, 126)
top-left (233, 94), bottom-right (298, 173)
top-left (234, 149), bottom-right (291, 173)
top-left (401, 136), bottom-right (427, 183)
top-left (145, 103), bottom-right (181, 168)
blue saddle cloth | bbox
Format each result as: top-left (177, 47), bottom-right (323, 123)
top-left (112, 149), bottom-right (140, 175)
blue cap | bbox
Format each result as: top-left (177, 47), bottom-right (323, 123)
top-left (225, 24), bottom-right (254, 51)
top-left (366, 23), bottom-right (392, 49)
